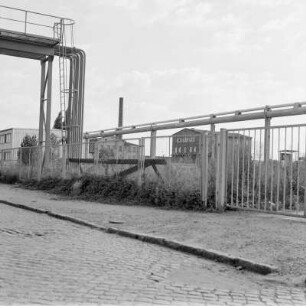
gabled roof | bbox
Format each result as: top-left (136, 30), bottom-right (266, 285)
top-left (172, 128), bottom-right (206, 136)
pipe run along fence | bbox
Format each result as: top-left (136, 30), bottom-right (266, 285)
top-left (1, 123), bottom-right (306, 217)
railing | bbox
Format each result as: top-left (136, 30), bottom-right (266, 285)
top-left (0, 4), bottom-right (74, 41)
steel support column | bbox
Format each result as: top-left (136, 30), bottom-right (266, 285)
top-left (38, 55), bottom-right (53, 175)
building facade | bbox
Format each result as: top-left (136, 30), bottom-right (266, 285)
top-left (172, 128), bottom-right (252, 160)
top-left (0, 128), bottom-right (62, 161)
top-left (90, 137), bottom-right (139, 160)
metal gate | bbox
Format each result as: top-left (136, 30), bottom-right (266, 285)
top-left (226, 124), bottom-right (306, 216)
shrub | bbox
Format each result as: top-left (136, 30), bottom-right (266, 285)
top-left (20, 174), bottom-right (207, 211)
top-left (0, 172), bottom-right (19, 184)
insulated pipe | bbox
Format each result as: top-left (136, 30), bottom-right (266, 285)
top-left (54, 45), bottom-right (86, 151)
top-left (86, 105), bottom-right (306, 139)
top-left (86, 102), bottom-right (306, 137)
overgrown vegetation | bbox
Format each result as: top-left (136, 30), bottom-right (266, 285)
top-left (18, 175), bottom-right (206, 210)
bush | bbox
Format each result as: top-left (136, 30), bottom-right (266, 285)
top-left (20, 174), bottom-right (207, 211)
top-left (0, 172), bottom-right (19, 184)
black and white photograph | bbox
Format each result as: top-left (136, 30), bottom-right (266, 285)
top-left (0, 1), bottom-right (305, 305)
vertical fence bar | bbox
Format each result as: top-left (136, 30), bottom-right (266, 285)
top-left (270, 128), bottom-right (274, 210)
top-left (289, 127), bottom-right (294, 211)
top-left (242, 131), bottom-right (246, 206)
top-left (246, 129), bottom-right (251, 208)
top-left (138, 137), bottom-right (145, 185)
top-left (258, 129), bottom-right (262, 209)
top-left (168, 136), bottom-right (171, 188)
top-left (236, 132), bottom-right (240, 206)
top-left (230, 131), bottom-right (235, 206)
top-left (296, 126), bottom-right (301, 213)
top-left (0, 149), bottom-right (3, 174)
top-left (62, 144), bottom-right (66, 178)
top-left (276, 128), bottom-right (281, 211)
top-left (200, 132), bottom-right (208, 208)
top-left (283, 127), bottom-right (287, 211)
top-left (252, 130), bottom-right (257, 209)
top-left (18, 147), bottom-right (22, 180)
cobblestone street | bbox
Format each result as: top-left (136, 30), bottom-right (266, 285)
top-left (0, 203), bottom-right (305, 305)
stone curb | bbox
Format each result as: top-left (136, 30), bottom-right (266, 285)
top-left (0, 199), bottom-right (278, 275)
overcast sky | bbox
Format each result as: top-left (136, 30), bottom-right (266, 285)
top-left (1, 0), bottom-right (306, 133)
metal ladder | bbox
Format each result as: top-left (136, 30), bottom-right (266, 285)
top-left (54, 19), bottom-right (70, 143)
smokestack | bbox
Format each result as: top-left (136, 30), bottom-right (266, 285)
top-left (118, 97), bottom-right (124, 139)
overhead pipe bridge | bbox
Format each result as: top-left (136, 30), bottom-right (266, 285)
top-left (0, 5), bottom-right (86, 169)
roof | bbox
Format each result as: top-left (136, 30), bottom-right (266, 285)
top-left (172, 128), bottom-right (206, 136)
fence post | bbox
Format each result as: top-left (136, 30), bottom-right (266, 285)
top-left (200, 132), bottom-right (208, 208)
top-left (19, 147), bottom-right (23, 180)
top-left (0, 149), bottom-right (3, 175)
top-left (62, 144), bottom-right (67, 178)
top-left (215, 129), bottom-right (228, 211)
top-left (304, 185), bottom-right (306, 218)
top-left (150, 130), bottom-right (157, 158)
top-left (138, 137), bottom-right (145, 185)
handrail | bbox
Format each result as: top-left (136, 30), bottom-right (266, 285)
top-left (0, 4), bottom-right (74, 37)
top-left (0, 5), bottom-right (74, 25)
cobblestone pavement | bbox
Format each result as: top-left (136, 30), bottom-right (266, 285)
top-left (0, 204), bottom-right (305, 305)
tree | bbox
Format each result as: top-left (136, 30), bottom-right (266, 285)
top-left (53, 111), bottom-right (66, 130)
top-left (18, 135), bottom-right (38, 165)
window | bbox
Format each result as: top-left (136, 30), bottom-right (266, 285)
top-left (118, 146), bottom-right (123, 152)
top-left (174, 147), bottom-right (177, 154)
top-left (3, 151), bottom-right (11, 160)
top-left (194, 147), bottom-right (197, 153)
top-left (5, 133), bottom-right (11, 143)
top-left (0, 135), bottom-right (4, 144)
top-left (178, 147), bottom-right (181, 153)
top-left (190, 147), bottom-right (193, 153)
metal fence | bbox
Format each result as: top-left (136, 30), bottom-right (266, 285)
top-left (226, 124), bottom-right (306, 216)
top-left (1, 126), bottom-right (305, 217)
